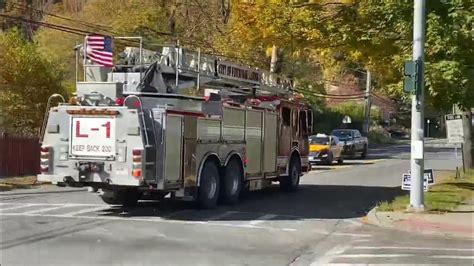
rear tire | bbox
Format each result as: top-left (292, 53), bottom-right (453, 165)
top-left (361, 145), bottom-right (368, 159)
top-left (100, 189), bottom-right (141, 207)
top-left (325, 152), bottom-right (333, 165)
top-left (337, 156), bottom-right (344, 165)
top-left (280, 157), bottom-right (301, 192)
top-left (221, 159), bottom-right (243, 205)
top-left (198, 161), bottom-right (220, 209)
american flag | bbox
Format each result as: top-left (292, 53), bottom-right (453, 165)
top-left (86, 35), bottom-right (113, 67)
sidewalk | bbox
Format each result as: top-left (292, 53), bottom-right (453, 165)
top-left (0, 175), bottom-right (47, 191)
top-left (366, 203), bottom-right (474, 239)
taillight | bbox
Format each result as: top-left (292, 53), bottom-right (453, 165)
top-left (243, 156), bottom-right (248, 167)
top-left (115, 97), bottom-right (124, 106)
top-left (40, 146), bottom-right (51, 173)
top-left (132, 149), bottom-right (143, 179)
top-left (132, 169), bottom-right (142, 178)
top-left (132, 149), bottom-right (142, 156)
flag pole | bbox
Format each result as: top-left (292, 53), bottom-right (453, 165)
top-left (83, 35), bottom-right (87, 81)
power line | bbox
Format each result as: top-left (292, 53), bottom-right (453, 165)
top-left (370, 93), bottom-right (399, 109)
top-left (295, 88), bottom-right (366, 99)
top-left (0, 13), bottom-right (91, 35)
top-left (4, 3), bottom-right (159, 47)
top-left (0, 13), bottom-right (143, 47)
top-left (8, 2), bottom-right (114, 33)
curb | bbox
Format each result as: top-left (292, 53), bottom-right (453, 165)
top-left (365, 207), bottom-right (474, 240)
top-left (365, 206), bottom-right (394, 230)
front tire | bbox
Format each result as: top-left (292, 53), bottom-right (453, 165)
top-left (198, 161), bottom-right (220, 209)
top-left (361, 145), bottom-right (368, 159)
top-left (280, 157), bottom-right (301, 192)
top-left (221, 159), bottom-right (243, 205)
top-left (325, 152), bottom-right (333, 165)
top-left (337, 156), bottom-right (344, 165)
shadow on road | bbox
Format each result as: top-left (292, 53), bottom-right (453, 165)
top-left (97, 184), bottom-right (407, 222)
top-left (310, 162), bottom-right (374, 170)
top-left (365, 144), bottom-right (410, 160)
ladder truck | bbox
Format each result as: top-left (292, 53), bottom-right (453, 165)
top-left (38, 38), bottom-right (313, 208)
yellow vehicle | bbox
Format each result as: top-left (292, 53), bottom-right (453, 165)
top-left (308, 134), bottom-right (344, 165)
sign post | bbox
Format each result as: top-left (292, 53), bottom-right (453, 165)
top-left (445, 114), bottom-right (465, 172)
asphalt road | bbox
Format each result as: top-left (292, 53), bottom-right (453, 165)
top-left (1, 144), bottom-right (472, 265)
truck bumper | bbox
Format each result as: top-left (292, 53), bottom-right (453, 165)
top-left (37, 174), bottom-right (63, 185)
top-left (37, 173), bottom-right (141, 187)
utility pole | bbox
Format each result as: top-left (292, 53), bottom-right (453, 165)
top-left (364, 70), bottom-right (371, 136)
top-left (409, 0), bottom-right (426, 211)
top-left (462, 110), bottom-right (472, 170)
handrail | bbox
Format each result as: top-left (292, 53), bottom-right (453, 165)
top-left (39, 94), bottom-right (65, 143)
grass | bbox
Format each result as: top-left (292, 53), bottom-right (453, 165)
top-left (378, 169), bottom-right (474, 212)
top-left (0, 175), bottom-right (45, 191)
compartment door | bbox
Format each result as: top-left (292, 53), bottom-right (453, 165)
top-left (263, 113), bottom-right (277, 174)
top-left (164, 115), bottom-right (183, 188)
top-left (245, 110), bottom-right (262, 175)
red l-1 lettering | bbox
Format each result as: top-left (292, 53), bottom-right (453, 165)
top-left (75, 121), bottom-right (89, 138)
top-left (102, 121), bottom-right (111, 138)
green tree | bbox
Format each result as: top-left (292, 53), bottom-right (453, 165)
top-left (0, 30), bottom-right (67, 135)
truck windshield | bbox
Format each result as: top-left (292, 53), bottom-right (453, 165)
top-left (331, 130), bottom-right (352, 140)
top-left (309, 137), bottom-right (330, 145)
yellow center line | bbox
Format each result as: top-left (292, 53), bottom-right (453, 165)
top-left (363, 159), bottom-right (385, 164)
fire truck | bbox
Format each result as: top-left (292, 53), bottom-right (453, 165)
top-left (38, 38), bottom-right (313, 208)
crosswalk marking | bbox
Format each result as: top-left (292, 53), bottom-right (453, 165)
top-left (0, 202), bottom-right (362, 234)
top-left (249, 214), bottom-right (277, 225)
top-left (354, 246), bottom-right (474, 252)
top-left (1, 203), bottom-right (103, 207)
top-left (61, 205), bottom-right (112, 217)
top-left (351, 239), bottom-right (371, 243)
top-left (0, 203), bottom-right (304, 232)
top-left (337, 254), bottom-right (412, 258)
top-left (0, 204), bottom-right (35, 211)
top-left (24, 205), bottom-right (76, 214)
top-left (1, 212), bottom-right (297, 232)
top-left (431, 255), bottom-right (474, 260)
top-left (311, 244), bottom-right (351, 265)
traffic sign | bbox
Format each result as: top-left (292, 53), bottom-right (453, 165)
top-left (424, 169), bottom-right (434, 184)
top-left (402, 173), bottom-right (428, 191)
top-left (403, 60), bottom-right (421, 94)
top-left (342, 115), bottom-right (352, 124)
top-left (401, 169), bottom-right (435, 191)
top-left (445, 114), bottom-right (464, 144)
